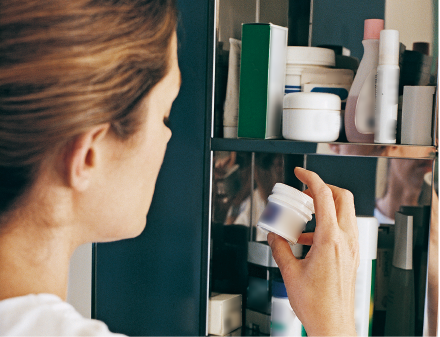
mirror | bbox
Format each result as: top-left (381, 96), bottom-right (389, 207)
top-left (214, 0), bottom-right (438, 157)
top-left (210, 150), bottom-right (437, 336)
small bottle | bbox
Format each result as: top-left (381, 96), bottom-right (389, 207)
top-left (345, 19), bottom-right (384, 143)
top-left (257, 183), bottom-right (314, 245)
top-left (374, 30), bottom-right (400, 144)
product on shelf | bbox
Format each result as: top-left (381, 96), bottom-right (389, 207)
top-left (374, 29), bottom-right (400, 144)
top-left (237, 23), bottom-right (287, 139)
top-left (282, 92), bottom-right (342, 142)
top-left (345, 19), bottom-right (384, 143)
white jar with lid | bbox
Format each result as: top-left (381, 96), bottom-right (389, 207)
top-left (283, 92), bottom-right (341, 142)
top-left (285, 47), bottom-right (335, 94)
top-left (257, 183), bottom-right (314, 244)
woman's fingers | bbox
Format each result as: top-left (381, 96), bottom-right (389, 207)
top-left (294, 167), bottom-right (339, 242)
top-left (296, 232), bottom-right (314, 246)
top-left (267, 232), bottom-right (300, 276)
top-left (299, 170), bottom-right (357, 238)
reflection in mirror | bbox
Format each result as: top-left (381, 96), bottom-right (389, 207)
top-left (317, 142), bottom-right (436, 159)
top-left (373, 157), bottom-right (435, 336)
top-left (212, 151), bottom-right (287, 239)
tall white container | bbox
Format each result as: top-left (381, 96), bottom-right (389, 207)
top-left (374, 30), bottom-right (400, 144)
top-left (355, 216), bottom-right (379, 336)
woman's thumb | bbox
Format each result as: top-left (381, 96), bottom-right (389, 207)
top-left (267, 233), bottom-right (300, 276)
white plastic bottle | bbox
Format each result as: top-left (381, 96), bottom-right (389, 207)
top-left (345, 19), bottom-right (383, 143)
top-left (374, 30), bottom-right (400, 144)
top-left (354, 217), bottom-right (379, 336)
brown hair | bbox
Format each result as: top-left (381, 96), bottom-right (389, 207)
top-left (0, 0), bottom-right (177, 215)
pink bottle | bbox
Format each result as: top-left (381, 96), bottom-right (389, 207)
top-left (345, 19), bottom-right (384, 143)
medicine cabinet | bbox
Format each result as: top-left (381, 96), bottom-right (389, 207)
top-left (207, 0), bottom-right (438, 336)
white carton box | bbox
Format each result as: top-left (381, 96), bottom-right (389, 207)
top-left (208, 294), bottom-right (242, 336)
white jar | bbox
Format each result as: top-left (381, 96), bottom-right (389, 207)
top-left (285, 47), bottom-right (335, 94)
top-left (257, 183), bottom-right (314, 244)
top-left (283, 92), bottom-right (341, 142)
top-left (270, 280), bottom-right (303, 336)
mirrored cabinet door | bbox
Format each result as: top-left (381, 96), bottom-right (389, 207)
top-left (208, 0), bottom-right (437, 336)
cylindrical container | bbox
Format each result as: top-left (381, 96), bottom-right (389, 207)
top-left (355, 216), bottom-right (379, 337)
top-left (283, 92), bottom-right (342, 142)
top-left (257, 183), bottom-right (314, 244)
top-left (270, 280), bottom-right (303, 336)
top-left (285, 47), bottom-right (335, 94)
top-left (345, 19), bottom-right (384, 143)
top-left (400, 86), bottom-right (436, 146)
top-left (384, 212), bottom-right (415, 336)
top-left (223, 38), bottom-right (242, 138)
top-left (374, 29), bottom-right (400, 144)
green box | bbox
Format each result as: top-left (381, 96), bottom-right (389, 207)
top-left (238, 23), bottom-right (288, 139)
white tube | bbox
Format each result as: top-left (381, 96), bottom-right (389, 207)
top-left (374, 30), bottom-right (400, 144)
top-left (223, 38), bottom-right (241, 138)
top-left (355, 216), bottom-right (379, 337)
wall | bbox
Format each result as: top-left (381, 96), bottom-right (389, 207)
top-left (385, 0), bottom-right (434, 53)
top-left (67, 243), bottom-right (92, 319)
top-left (311, 0), bottom-right (386, 59)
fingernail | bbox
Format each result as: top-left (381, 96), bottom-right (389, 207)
top-left (295, 167), bottom-right (306, 171)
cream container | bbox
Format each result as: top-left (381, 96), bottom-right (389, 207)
top-left (257, 183), bottom-right (314, 244)
top-left (285, 47), bottom-right (335, 94)
top-left (283, 92), bottom-right (341, 142)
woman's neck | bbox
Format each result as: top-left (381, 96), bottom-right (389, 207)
top-left (0, 214), bottom-right (76, 301)
top-left (376, 176), bottom-right (421, 220)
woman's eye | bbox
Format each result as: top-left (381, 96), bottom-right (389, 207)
top-left (163, 117), bottom-right (171, 128)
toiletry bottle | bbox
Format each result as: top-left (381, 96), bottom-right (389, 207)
top-left (374, 30), bottom-right (400, 144)
top-left (270, 280), bottom-right (303, 336)
top-left (384, 212), bottom-right (415, 336)
top-left (345, 19), bottom-right (383, 143)
top-left (355, 216), bottom-right (379, 337)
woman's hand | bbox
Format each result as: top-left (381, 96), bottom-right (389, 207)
top-left (267, 167), bottom-right (359, 336)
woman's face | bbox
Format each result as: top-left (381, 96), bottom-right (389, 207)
top-left (87, 32), bottom-right (181, 241)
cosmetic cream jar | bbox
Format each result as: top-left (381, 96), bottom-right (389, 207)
top-left (283, 92), bottom-right (341, 142)
top-left (257, 183), bottom-right (314, 244)
top-left (285, 47), bottom-right (335, 94)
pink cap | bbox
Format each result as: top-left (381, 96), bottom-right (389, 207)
top-left (363, 19), bottom-right (384, 40)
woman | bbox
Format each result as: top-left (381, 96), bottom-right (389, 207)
top-left (0, 0), bottom-right (359, 335)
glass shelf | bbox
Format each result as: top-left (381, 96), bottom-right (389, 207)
top-left (211, 138), bottom-right (437, 159)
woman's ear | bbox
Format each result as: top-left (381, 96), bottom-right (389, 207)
top-left (63, 124), bottom-right (111, 191)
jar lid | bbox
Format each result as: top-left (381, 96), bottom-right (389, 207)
top-left (284, 92), bottom-right (341, 111)
top-left (286, 46), bottom-right (335, 67)
top-left (272, 183), bottom-right (315, 214)
top-left (272, 280), bottom-right (288, 298)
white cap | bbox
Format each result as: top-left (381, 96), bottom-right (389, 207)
top-left (272, 182), bottom-right (315, 214)
top-left (286, 46), bottom-right (335, 67)
top-left (378, 29), bottom-right (400, 66)
top-left (283, 92), bottom-right (341, 111)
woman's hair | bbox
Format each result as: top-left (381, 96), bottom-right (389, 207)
top-left (0, 0), bottom-right (177, 216)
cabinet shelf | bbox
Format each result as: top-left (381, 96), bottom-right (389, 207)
top-left (211, 137), bottom-right (317, 154)
top-left (211, 138), bottom-right (437, 159)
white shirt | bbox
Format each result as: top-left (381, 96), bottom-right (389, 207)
top-left (0, 294), bottom-right (125, 336)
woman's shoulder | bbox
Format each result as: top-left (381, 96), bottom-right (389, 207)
top-left (0, 294), bottom-right (126, 336)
